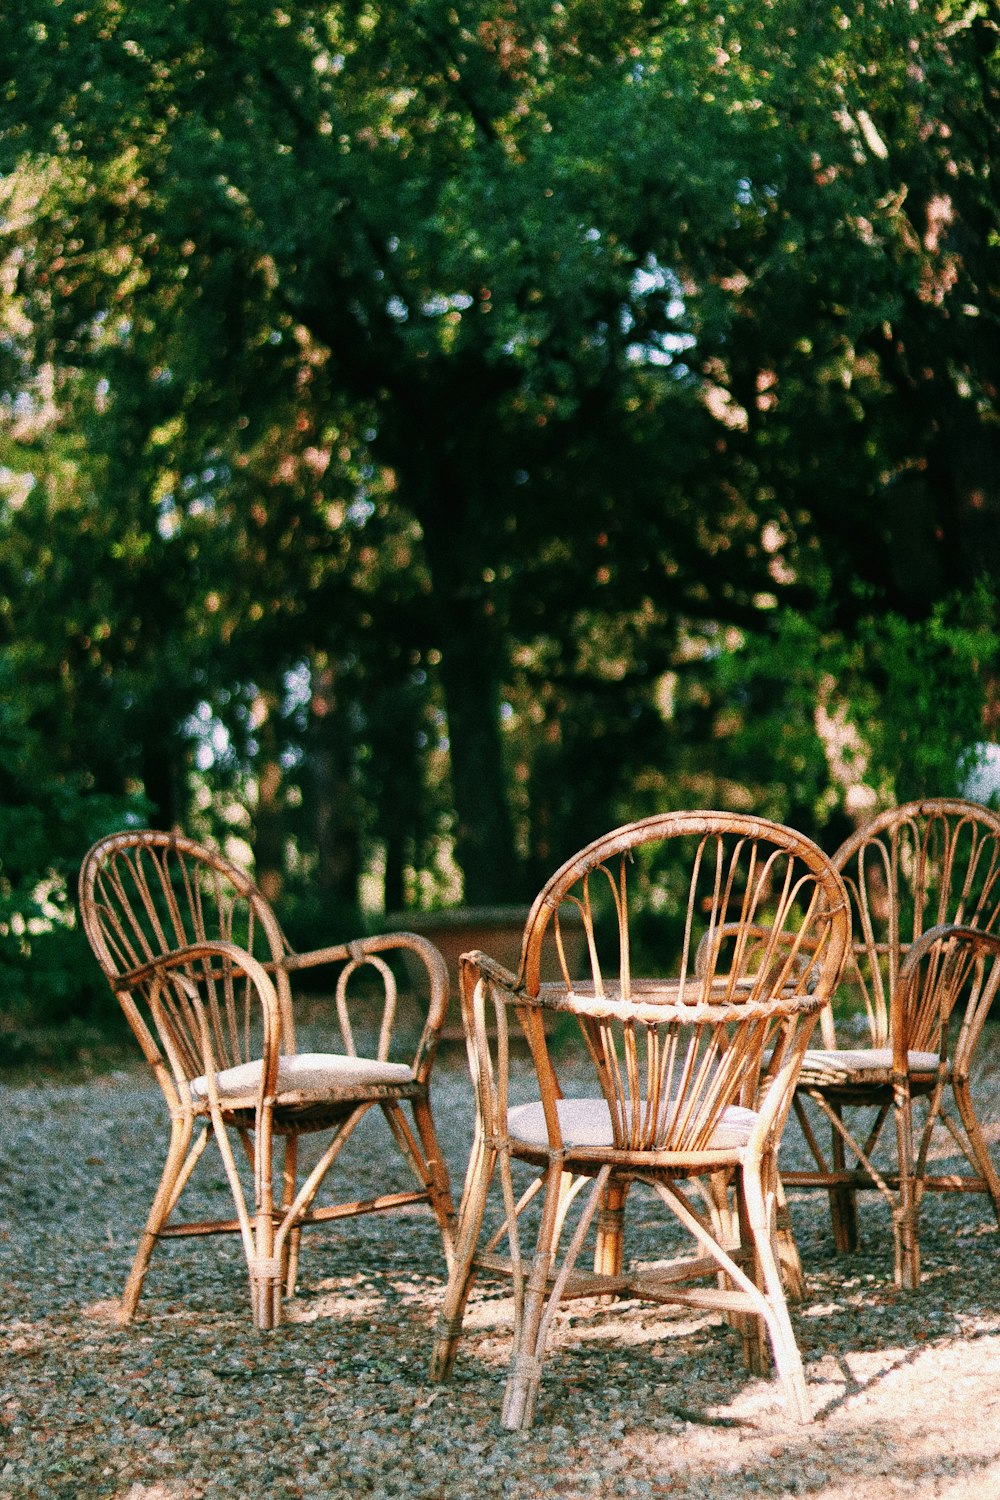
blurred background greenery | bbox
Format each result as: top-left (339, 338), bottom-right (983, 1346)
top-left (0, 0), bottom-right (997, 1045)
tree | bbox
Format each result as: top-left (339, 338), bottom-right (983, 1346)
top-left (1, 0), bottom-right (997, 926)
top-left (0, 1), bottom-right (787, 900)
top-left (0, 639), bottom-right (144, 1027)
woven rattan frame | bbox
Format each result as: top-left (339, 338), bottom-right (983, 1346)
top-left (782, 798), bottom-right (1000, 1290)
top-left (79, 829), bottom-right (455, 1329)
top-left (429, 811), bottom-right (850, 1428)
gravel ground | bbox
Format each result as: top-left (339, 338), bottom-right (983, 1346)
top-left (4, 1033), bottom-right (1000, 1500)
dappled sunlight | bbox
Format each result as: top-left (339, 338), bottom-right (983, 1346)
top-left (282, 1289), bottom-right (386, 1325)
top-left (81, 1298), bottom-right (126, 1325)
top-left (115, 1486), bottom-right (191, 1500)
top-left (561, 1307), bottom-right (717, 1349)
top-left (626, 1335), bottom-right (1000, 1496)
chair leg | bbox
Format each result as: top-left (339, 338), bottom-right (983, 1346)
top-left (700, 1170), bottom-right (748, 1333)
top-left (251, 1227), bottom-right (282, 1330)
top-left (741, 1159), bottom-right (812, 1424)
top-left (251, 1110), bottom-right (281, 1330)
top-left (774, 1174), bottom-right (806, 1303)
top-left (407, 1094), bottom-right (457, 1269)
top-left (734, 1175), bottom-right (770, 1376)
top-left (280, 1135), bottom-right (301, 1298)
top-left (118, 1115), bottom-right (199, 1324)
top-left (828, 1103), bottom-right (860, 1254)
top-left (501, 1160), bottom-right (565, 1431)
top-left (951, 1074), bottom-right (1000, 1231)
top-left (593, 1178), bottom-right (629, 1279)
top-left (202, 1099), bottom-right (280, 1331)
top-left (429, 1131), bottom-right (495, 1383)
top-left (380, 1099), bottom-right (456, 1270)
top-left (894, 1084), bottom-right (920, 1291)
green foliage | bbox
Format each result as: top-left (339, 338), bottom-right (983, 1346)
top-left (708, 611), bottom-right (839, 837)
top-left (0, 0), bottom-right (997, 1035)
top-left (0, 649), bottom-right (147, 1027)
top-left (845, 583), bottom-right (1000, 803)
top-left (705, 582), bottom-right (999, 836)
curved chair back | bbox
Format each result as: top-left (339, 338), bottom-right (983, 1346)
top-left (469, 811), bottom-right (851, 1159)
top-left (829, 798), bottom-right (1000, 1050)
top-left (79, 830), bottom-right (293, 1097)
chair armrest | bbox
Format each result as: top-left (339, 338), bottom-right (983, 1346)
top-left (894, 921), bottom-right (1000, 1066)
top-left (120, 938), bottom-right (281, 996)
top-left (119, 940), bottom-right (283, 1108)
top-left (456, 952), bottom-right (522, 1054)
top-left (901, 921), bottom-right (1000, 971)
top-left (456, 950), bottom-right (533, 1142)
top-left (695, 922), bottom-right (740, 980)
top-left (695, 921), bottom-right (824, 991)
top-left (459, 949), bottom-right (520, 993)
top-left (284, 930), bottom-right (450, 1079)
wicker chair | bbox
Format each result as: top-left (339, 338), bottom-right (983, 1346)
top-left (79, 829), bottom-right (456, 1329)
top-left (782, 799), bottom-right (1000, 1290)
top-left (429, 812), bottom-right (850, 1428)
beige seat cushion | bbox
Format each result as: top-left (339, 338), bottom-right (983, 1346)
top-left (190, 1051), bottom-right (413, 1102)
top-left (507, 1097), bottom-right (758, 1151)
top-left (798, 1047), bottom-right (941, 1085)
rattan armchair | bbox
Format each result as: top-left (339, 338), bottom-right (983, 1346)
top-left (782, 799), bottom-right (1000, 1290)
top-left (429, 812), bottom-right (850, 1428)
top-left (79, 829), bottom-right (456, 1329)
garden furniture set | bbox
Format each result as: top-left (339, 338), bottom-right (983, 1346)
top-left (77, 799), bottom-right (1000, 1428)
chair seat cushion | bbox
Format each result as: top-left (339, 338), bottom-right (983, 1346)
top-left (797, 1047), bottom-right (941, 1085)
top-left (190, 1051), bottom-right (414, 1102)
top-left (506, 1097), bottom-right (758, 1152)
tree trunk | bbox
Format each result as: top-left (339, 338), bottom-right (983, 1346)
top-left (383, 820), bottom-right (408, 914)
top-left (141, 732), bottom-right (180, 830)
top-left (422, 563), bottom-right (522, 905)
top-left (252, 690), bottom-right (285, 906)
top-left (367, 677), bottom-right (425, 915)
top-left (382, 402), bottom-right (525, 906)
top-left (307, 659), bottom-right (361, 910)
top-left (438, 635), bottom-right (521, 903)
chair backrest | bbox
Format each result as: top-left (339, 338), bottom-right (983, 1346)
top-left (79, 830), bottom-right (294, 1098)
top-left (466, 811), bottom-right (851, 1156)
top-left (830, 799), bottom-right (1000, 1048)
